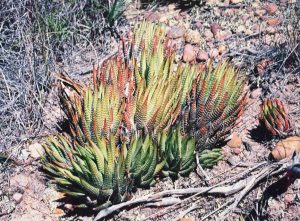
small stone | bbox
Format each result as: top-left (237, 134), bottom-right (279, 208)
top-left (180, 216), bottom-right (196, 221)
top-left (168, 19), bottom-right (178, 27)
top-left (218, 45), bottom-right (227, 54)
top-left (183, 44), bottom-right (196, 62)
top-left (266, 26), bottom-right (276, 34)
top-left (20, 149), bottom-right (30, 161)
top-left (232, 147), bottom-right (242, 155)
top-left (168, 4), bottom-right (176, 11)
top-left (10, 174), bottom-right (30, 189)
top-left (197, 50), bottom-right (209, 61)
top-left (230, 0), bottom-right (243, 4)
top-left (227, 133), bottom-right (242, 149)
top-left (252, 24), bottom-right (260, 33)
top-left (180, 11), bottom-right (188, 18)
top-left (223, 9), bottom-right (235, 17)
top-left (53, 208), bottom-right (65, 215)
top-left (159, 15), bottom-right (169, 23)
top-left (204, 29), bottom-right (214, 41)
top-left (266, 18), bottom-right (282, 26)
top-left (210, 23), bottom-right (220, 36)
top-left (167, 26), bottom-right (185, 39)
top-left (236, 25), bottom-right (246, 34)
top-left (255, 9), bottom-right (266, 17)
top-left (28, 143), bottom-right (44, 159)
top-left (250, 88), bottom-right (262, 99)
top-left (215, 30), bottom-right (232, 41)
top-left (145, 12), bottom-right (161, 22)
top-left (241, 15), bottom-right (250, 22)
top-left (265, 35), bottom-right (273, 45)
top-left (206, 0), bottom-right (219, 6)
top-left (193, 20), bottom-right (202, 29)
top-left (245, 29), bottom-right (253, 35)
top-left (184, 29), bottom-right (202, 44)
top-left (64, 204), bottom-right (74, 211)
top-left (174, 14), bottom-right (182, 21)
top-left (284, 193), bottom-right (294, 204)
top-left (265, 3), bottom-right (278, 15)
top-left (209, 48), bottom-right (219, 58)
top-left (13, 193), bottom-right (23, 204)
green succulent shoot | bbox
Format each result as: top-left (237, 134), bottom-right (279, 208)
top-left (260, 98), bottom-right (291, 136)
top-left (199, 148), bottom-right (223, 169)
top-left (158, 126), bottom-right (196, 179)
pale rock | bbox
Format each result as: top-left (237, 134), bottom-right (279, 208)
top-left (180, 216), bottom-right (196, 221)
top-left (245, 29), bottom-right (253, 35)
top-left (204, 29), bottom-right (214, 41)
top-left (20, 149), bottom-right (29, 161)
top-left (265, 35), bottom-right (272, 45)
top-left (230, 0), bottom-right (243, 4)
top-left (210, 22), bottom-right (221, 36)
top-left (13, 193), bottom-right (23, 204)
top-left (159, 15), bottom-right (169, 23)
top-left (209, 48), bottom-right (219, 58)
top-left (197, 50), bottom-right (209, 61)
top-left (168, 19), bottom-right (178, 26)
top-left (255, 9), bottom-right (266, 17)
top-left (193, 20), bottom-right (202, 29)
top-left (184, 29), bottom-right (202, 44)
top-left (183, 44), bottom-right (196, 62)
top-left (167, 26), bottom-right (185, 39)
top-left (236, 25), bottom-right (246, 34)
top-left (10, 174), bottom-right (30, 189)
top-left (266, 18), bottom-right (282, 27)
top-left (215, 30), bottom-right (232, 41)
top-left (168, 4), bottom-right (176, 11)
top-left (227, 133), bottom-right (242, 149)
top-left (265, 3), bottom-right (278, 15)
top-left (284, 193), bottom-right (294, 204)
top-left (223, 9), bottom-right (235, 17)
top-left (218, 45), bottom-right (227, 54)
top-left (266, 26), bottom-right (276, 34)
top-left (206, 0), bottom-right (219, 6)
top-left (28, 143), bottom-right (44, 159)
top-left (250, 88), bottom-right (262, 99)
top-left (232, 147), bottom-right (242, 155)
top-left (145, 11), bottom-right (161, 22)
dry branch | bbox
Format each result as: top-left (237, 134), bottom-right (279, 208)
top-left (94, 159), bottom-right (290, 221)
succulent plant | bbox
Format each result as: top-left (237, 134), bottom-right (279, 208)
top-left (260, 98), bottom-right (291, 136)
top-left (60, 21), bottom-right (196, 140)
top-left (42, 134), bottom-right (127, 209)
top-left (59, 74), bottom-right (127, 145)
top-left (199, 148), bottom-right (223, 169)
top-left (43, 21), bottom-right (247, 212)
top-left (181, 62), bottom-right (247, 151)
top-left (158, 126), bottom-right (196, 178)
top-left (41, 133), bottom-right (162, 209)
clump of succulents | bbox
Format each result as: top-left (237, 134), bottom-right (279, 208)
top-left (260, 98), bottom-right (291, 136)
top-left (42, 133), bottom-right (163, 209)
top-left (42, 21), bottom-right (247, 211)
top-left (181, 62), bottom-right (247, 151)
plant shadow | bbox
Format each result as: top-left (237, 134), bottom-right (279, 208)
top-left (249, 125), bottom-right (273, 143)
top-left (244, 175), bottom-right (294, 221)
top-left (139, 0), bottom-right (205, 11)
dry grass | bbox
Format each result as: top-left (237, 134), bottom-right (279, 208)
top-left (0, 0), bottom-right (129, 153)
